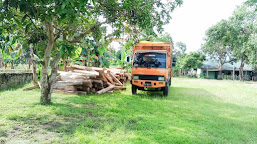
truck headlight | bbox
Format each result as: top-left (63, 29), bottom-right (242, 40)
top-left (158, 76), bottom-right (165, 81)
top-left (133, 75), bottom-right (139, 80)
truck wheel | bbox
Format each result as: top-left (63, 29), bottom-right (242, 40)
top-left (163, 85), bottom-right (169, 97)
top-left (132, 85), bottom-right (137, 95)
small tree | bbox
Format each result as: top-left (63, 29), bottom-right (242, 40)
top-left (182, 52), bottom-right (205, 71)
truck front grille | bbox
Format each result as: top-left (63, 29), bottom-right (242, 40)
top-left (137, 75), bottom-right (160, 81)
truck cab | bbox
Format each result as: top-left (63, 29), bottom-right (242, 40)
top-left (131, 41), bottom-right (173, 96)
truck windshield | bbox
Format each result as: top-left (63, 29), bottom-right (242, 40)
top-left (133, 52), bottom-right (166, 68)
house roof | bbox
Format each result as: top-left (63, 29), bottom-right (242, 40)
top-left (200, 59), bottom-right (253, 71)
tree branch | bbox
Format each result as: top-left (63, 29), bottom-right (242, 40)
top-left (49, 51), bottom-right (61, 85)
top-left (69, 21), bottom-right (107, 44)
top-left (25, 14), bottom-right (39, 30)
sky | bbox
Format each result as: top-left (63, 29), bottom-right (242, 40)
top-left (163, 0), bottom-right (247, 52)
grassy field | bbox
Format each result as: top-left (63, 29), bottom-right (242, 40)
top-left (0, 78), bottom-right (257, 144)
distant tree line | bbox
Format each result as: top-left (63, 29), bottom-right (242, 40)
top-left (202, 0), bottom-right (257, 81)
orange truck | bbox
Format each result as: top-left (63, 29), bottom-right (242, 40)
top-left (131, 41), bottom-right (173, 96)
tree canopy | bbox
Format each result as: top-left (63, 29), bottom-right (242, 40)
top-left (0, 0), bottom-right (183, 104)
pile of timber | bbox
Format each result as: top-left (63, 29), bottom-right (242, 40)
top-left (53, 65), bottom-right (130, 95)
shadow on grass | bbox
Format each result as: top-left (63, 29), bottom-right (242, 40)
top-left (0, 83), bottom-right (33, 92)
top-left (5, 85), bottom-right (257, 143)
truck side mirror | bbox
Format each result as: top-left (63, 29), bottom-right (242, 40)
top-left (172, 57), bottom-right (177, 62)
top-left (126, 56), bottom-right (130, 62)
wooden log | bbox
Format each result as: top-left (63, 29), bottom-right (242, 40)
top-left (90, 88), bottom-right (96, 93)
top-left (58, 71), bottom-right (90, 80)
top-left (107, 91), bottom-right (114, 94)
top-left (23, 84), bottom-right (39, 91)
top-left (53, 81), bottom-right (84, 88)
top-left (76, 86), bottom-right (90, 92)
top-left (107, 82), bottom-right (112, 86)
top-left (72, 69), bottom-right (99, 78)
top-left (114, 86), bottom-right (126, 90)
top-left (71, 65), bottom-right (105, 71)
top-left (66, 66), bottom-right (75, 71)
top-left (81, 79), bottom-right (93, 88)
top-left (92, 79), bottom-right (103, 88)
top-left (97, 70), bottom-right (108, 82)
top-left (54, 86), bottom-right (77, 91)
top-left (109, 72), bottom-right (123, 86)
top-left (96, 85), bottom-right (115, 95)
top-left (53, 89), bottom-right (87, 95)
top-left (104, 73), bottom-right (114, 84)
top-left (71, 65), bottom-right (90, 70)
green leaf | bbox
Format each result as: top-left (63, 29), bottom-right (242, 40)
top-left (11, 37), bottom-right (16, 45)
top-left (25, 23), bottom-right (32, 33)
top-left (6, 36), bottom-right (9, 42)
top-left (74, 46), bottom-right (82, 58)
top-left (21, 15), bottom-right (27, 24)
top-left (13, 17), bottom-right (21, 25)
top-left (61, 2), bottom-right (67, 9)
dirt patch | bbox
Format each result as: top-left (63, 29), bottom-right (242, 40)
top-left (4, 121), bottom-right (60, 144)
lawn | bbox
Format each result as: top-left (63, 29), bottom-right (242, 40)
top-left (0, 78), bottom-right (257, 144)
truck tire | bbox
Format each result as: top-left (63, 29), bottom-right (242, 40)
top-left (163, 85), bottom-right (169, 97)
top-left (132, 85), bottom-right (137, 95)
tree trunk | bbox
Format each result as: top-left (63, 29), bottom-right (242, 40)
top-left (63, 60), bottom-right (68, 71)
top-left (40, 21), bottom-right (60, 105)
top-left (11, 61), bottom-right (14, 69)
top-left (30, 46), bottom-right (38, 84)
top-left (62, 33), bottom-right (68, 72)
top-left (218, 65), bottom-right (222, 79)
top-left (218, 60), bottom-right (223, 79)
top-left (82, 55), bottom-right (87, 66)
top-left (0, 53), bottom-right (3, 68)
top-left (239, 60), bottom-right (245, 81)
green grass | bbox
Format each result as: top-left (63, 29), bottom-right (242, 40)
top-left (0, 78), bottom-right (257, 144)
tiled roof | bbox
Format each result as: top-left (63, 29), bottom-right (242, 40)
top-left (200, 59), bottom-right (253, 71)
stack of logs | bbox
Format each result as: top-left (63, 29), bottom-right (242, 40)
top-left (52, 65), bottom-right (130, 95)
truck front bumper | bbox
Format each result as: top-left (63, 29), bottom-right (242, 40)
top-left (132, 80), bottom-right (166, 88)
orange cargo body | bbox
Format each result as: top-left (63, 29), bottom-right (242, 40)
top-left (131, 41), bottom-right (172, 96)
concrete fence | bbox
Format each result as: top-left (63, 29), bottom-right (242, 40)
top-left (0, 69), bottom-right (32, 90)
top-left (218, 75), bottom-right (256, 81)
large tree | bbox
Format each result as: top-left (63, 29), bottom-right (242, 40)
top-left (202, 19), bottom-right (233, 77)
top-left (175, 41), bottom-right (187, 58)
top-left (172, 41), bottom-right (187, 76)
top-left (1, 0), bottom-right (182, 104)
top-left (228, 1), bottom-right (257, 81)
